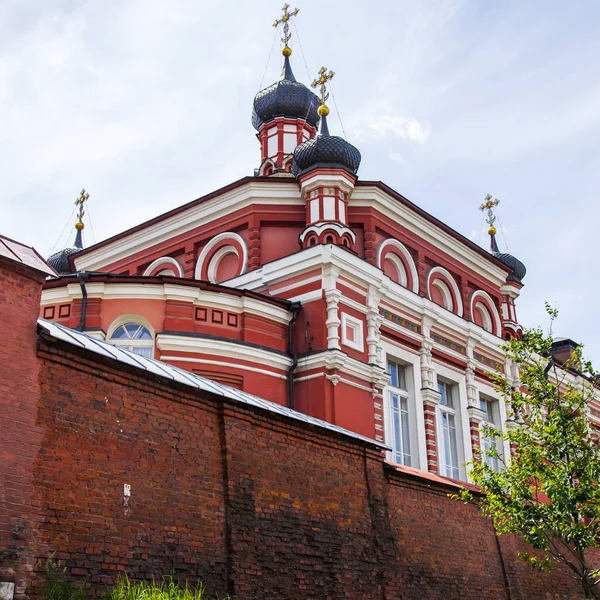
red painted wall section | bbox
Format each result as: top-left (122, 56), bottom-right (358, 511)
top-left (259, 224), bottom-right (303, 265)
top-left (0, 259), bottom-right (46, 596)
top-left (332, 381), bottom-right (376, 438)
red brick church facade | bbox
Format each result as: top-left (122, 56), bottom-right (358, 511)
top-left (1, 238), bottom-right (594, 599)
top-left (2, 12), bottom-right (599, 598)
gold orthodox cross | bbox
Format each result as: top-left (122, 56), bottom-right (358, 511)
top-left (479, 194), bottom-right (499, 234)
top-left (273, 4), bottom-right (299, 48)
top-left (311, 67), bottom-right (335, 108)
top-left (75, 188), bottom-right (90, 229)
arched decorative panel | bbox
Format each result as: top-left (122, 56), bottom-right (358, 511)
top-left (470, 290), bottom-right (502, 336)
top-left (143, 257), bottom-right (183, 278)
top-left (377, 239), bottom-right (419, 293)
top-left (195, 232), bottom-right (248, 284)
top-left (427, 267), bottom-right (463, 317)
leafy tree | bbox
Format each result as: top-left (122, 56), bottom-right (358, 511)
top-left (457, 305), bottom-right (600, 598)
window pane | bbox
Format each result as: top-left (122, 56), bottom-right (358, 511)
top-left (391, 394), bottom-right (402, 463)
top-left (400, 396), bottom-right (411, 466)
top-left (445, 384), bottom-right (454, 408)
top-left (124, 323), bottom-right (140, 338)
top-left (448, 414), bottom-right (459, 479)
top-left (132, 346), bottom-right (153, 358)
top-left (397, 364), bottom-right (406, 390)
top-left (134, 326), bottom-right (152, 340)
top-left (110, 325), bottom-right (129, 339)
top-left (388, 362), bottom-right (398, 388)
top-left (438, 382), bottom-right (446, 405)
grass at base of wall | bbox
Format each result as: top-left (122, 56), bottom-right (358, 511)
top-left (41, 556), bottom-right (227, 600)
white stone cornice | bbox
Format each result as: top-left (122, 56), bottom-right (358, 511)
top-left (156, 334), bottom-right (291, 371)
top-left (350, 185), bottom-right (508, 286)
top-left (226, 244), bottom-right (507, 358)
top-left (296, 350), bottom-right (386, 385)
top-left (74, 180), bottom-right (304, 272)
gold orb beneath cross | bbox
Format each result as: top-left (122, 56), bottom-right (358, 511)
top-left (75, 221), bottom-right (85, 231)
top-left (488, 225), bottom-right (497, 236)
top-left (317, 104), bottom-right (330, 117)
top-left (282, 46), bottom-right (292, 57)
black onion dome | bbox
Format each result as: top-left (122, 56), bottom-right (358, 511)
top-left (47, 247), bottom-right (79, 275)
top-left (252, 56), bottom-right (320, 131)
top-left (489, 233), bottom-right (526, 283)
top-left (494, 252), bottom-right (527, 283)
top-left (291, 115), bottom-right (361, 176)
top-left (47, 229), bottom-right (82, 275)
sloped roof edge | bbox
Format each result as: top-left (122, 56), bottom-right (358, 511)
top-left (38, 318), bottom-right (388, 451)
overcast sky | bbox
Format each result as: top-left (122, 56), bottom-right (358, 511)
top-left (1, 1), bottom-right (599, 362)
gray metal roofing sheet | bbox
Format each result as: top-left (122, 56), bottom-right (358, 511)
top-left (38, 318), bottom-right (387, 449)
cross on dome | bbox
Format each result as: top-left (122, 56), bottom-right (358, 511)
top-left (273, 4), bottom-right (300, 57)
top-left (479, 194), bottom-right (499, 236)
top-left (311, 67), bottom-right (335, 117)
top-left (75, 188), bottom-right (90, 232)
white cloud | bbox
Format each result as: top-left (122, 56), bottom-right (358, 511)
top-left (365, 115), bottom-right (432, 143)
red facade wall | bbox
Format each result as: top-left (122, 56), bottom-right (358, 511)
top-left (3, 256), bottom-right (596, 600)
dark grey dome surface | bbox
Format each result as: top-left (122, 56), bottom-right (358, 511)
top-left (291, 125), bottom-right (361, 177)
top-left (47, 246), bottom-right (80, 275)
top-left (252, 57), bottom-right (320, 131)
top-left (494, 252), bottom-right (527, 282)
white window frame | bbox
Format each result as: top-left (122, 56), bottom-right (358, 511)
top-left (437, 379), bottom-right (461, 479)
top-left (477, 379), bottom-right (510, 471)
top-left (107, 314), bottom-right (155, 358)
top-left (340, 312), bottom-right (364, 352)
top-left (381, 341), bottom-right (426, 470)
top-left (434, 365), bottom-right (470, 481)
top-left (386, 359), bottom-right (413, 466)
top-left (479, 393), bottom-right (504, 472)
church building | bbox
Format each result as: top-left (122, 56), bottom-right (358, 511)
top-left (43, 5), bottom-right (530, 485)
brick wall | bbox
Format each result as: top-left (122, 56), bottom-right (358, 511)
top-left (1, 253), bottom-right (597, 598)
top-left (0, 259), bottom-right (47, 595)
top-left (19, 338), bottom-right (596, 599)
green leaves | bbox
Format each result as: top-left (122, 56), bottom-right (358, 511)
top-left (455, 307), bottom-right (600, 596)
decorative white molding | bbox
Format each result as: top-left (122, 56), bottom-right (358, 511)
top-left (377, 239), bottom-right (419, 293)
top-left (350, 185), bottom-right (509, 286)
top-left (299, 223), bottom-right (356, 243)
top-left (195, 232), bottom-right (248, 282)
top-left (324, 289), bottom-right (342, 350)
top-left (143, 256), bottom-right (183, 277)
top-left (156, 334), bottom-right (291, 371)
top-left (74, 181), bottom-right (303, 272)
top-left (427, 266), bottom-right (463, 317)
top-left (470, 289), bottom-right (502, 336)
top-left (225, 244), bottom-right (504, 354)
top-left (341, 312), bottom-right (365, 352)
top-left (158, 356), bottom-right (288, 380)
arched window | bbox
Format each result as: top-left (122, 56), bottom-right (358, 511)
top-left (108, 322), bottom-right (154, 358)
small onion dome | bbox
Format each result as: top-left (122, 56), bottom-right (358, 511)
top-left (252, 55), bottom-right (320, 131)
top-left (291, 113), bottom-right (361, 176)
top-left (494, 252), bottom-right (527, 283)
top-left (47, 226), bottom-right (83, 275)
top-left (489, 232), bottom-right (526, 283)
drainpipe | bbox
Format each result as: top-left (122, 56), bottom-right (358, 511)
top-left (76, 272), bottom-right (89, 331)
top-left (287, 302), bottom-right (301, 410)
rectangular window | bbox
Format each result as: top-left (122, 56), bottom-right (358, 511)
top-left (387, 360), bottom-right (412, 466)
top-left (480, 394), bottom-right (503, 472)
top-left (438, 380), bottom-right (460, 479)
